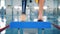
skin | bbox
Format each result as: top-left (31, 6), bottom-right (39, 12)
top-left (38, 0), bottom-right (60, 30)
top-left (52, 23), bottom-right (60, 29)
top-left (0, 25), bottom-right (9, 32)
top-left (20, 14), bottom-right (26, 21)
top-left (0, 0), bottom-right (60, 32)
top-left (38, 0), bottom-right (45, 20)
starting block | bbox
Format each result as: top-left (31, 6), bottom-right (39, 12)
top-left (10, 22), bottom-right (51, 28)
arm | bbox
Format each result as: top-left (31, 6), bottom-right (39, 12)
top-left (38, 0), bottom-right (45, 20)
top-left (20, 0), bottom-right (27, 21)
top-left (52, 23), bottom-right (60, 29)
top-left (0, 25), bottom-right (9, 32)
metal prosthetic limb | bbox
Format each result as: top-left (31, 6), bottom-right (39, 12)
top-left (18, 0), bottom-right (27, 34)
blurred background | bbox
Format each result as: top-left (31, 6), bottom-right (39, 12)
top-left (0, 0), bottom-right (60, 34)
